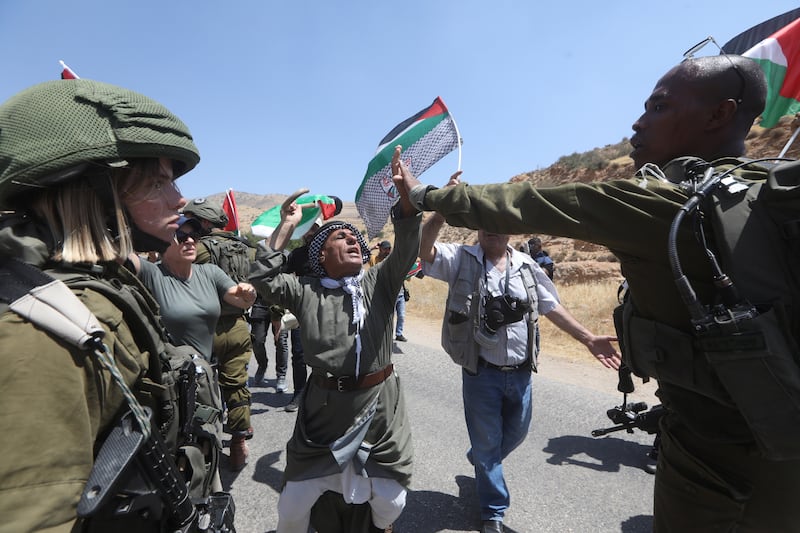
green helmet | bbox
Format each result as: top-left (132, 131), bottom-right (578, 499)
top-left (0, 79), bottom-right (200, 209)
top-left (184, 198), bottom-right (228, 228)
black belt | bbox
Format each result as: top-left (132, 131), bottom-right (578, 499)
top-left (313, 364), bottom-right (394, 392)
top-left (478, 357), bottom-right (530, 372)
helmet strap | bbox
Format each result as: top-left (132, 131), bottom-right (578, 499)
top-left (129, 220), bottom-right (171, 254)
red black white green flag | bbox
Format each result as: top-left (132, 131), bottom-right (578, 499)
top-left (355, 96), bottom-right (461, 238)
top-left (250, 194), bottom-right (342, 239)
top-left (723, 9), bottom-right (800, 127)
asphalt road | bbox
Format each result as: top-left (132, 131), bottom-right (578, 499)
top-left (220, 336), bottom-right (657, 533)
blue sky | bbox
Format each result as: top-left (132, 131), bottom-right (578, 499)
top-left (2, 2), bottom-right (798, 202)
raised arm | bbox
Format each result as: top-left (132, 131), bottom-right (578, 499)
top-left (543, 303), bottom-right (621, 370)
top-left (269, 188), bottom-right (310, 251)
top-left (390, 145), bottom-right (419, 219)
top-left (419, 170), bottom-right (462, 263)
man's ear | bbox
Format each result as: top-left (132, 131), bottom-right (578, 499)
top-left (707, 99), bottom-right (738, 130)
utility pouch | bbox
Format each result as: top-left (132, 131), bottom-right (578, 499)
top-left (625, 311), bottom-right (733, 406)
top-left (700, 308), bottom-right (800, 460)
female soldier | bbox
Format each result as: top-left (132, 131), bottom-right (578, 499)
top-left (134, 215), bottom-right (257, 470)
top-left (0, 79), bottom-right (221, 531)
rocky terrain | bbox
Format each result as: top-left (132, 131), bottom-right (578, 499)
top-left (206, 115), bottom-right (800, 284)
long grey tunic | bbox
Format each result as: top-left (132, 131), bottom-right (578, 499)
top-left (249, 214), bottom-right (421, 486)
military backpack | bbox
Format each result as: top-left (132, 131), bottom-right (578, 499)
top-left (623, 157), bottom-right (800, 460)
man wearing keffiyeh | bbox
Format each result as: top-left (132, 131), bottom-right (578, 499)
top-left (249, 146), bottom-right (420, 533)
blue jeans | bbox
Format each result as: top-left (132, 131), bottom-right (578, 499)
top-left (463, 364), bottom-right (532, 521)
top-left (394, 292), bottom-right (406, 337)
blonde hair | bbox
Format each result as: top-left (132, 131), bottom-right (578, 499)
top-left (32, 160), bottom-right (162, 263)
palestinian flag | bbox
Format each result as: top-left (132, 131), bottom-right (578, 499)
top-left (405, 259), bottom-right (423, 280)
top-left (59, 60), bottom-right (79, 80)
top-left (356, 97), bottom-right (460, 238)
top-left (723, 9), bottom-right (800, 128)
top-left (251, 194), bottom-right (342, 239)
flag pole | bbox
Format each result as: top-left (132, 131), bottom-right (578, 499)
top-left (448, 108), bottom-right (464, 172)
top-left (778, 125), bottom-right (800, 158)
top-left (59, 60), bottom-right (80, 79)
top-left (225, 188), bottom-right (240, 236)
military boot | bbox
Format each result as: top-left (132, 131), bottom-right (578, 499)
top-left (229, 435), bottom-right (249, 471)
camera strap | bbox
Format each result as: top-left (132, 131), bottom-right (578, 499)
top-left (482, 250), bottom-right (511, 297)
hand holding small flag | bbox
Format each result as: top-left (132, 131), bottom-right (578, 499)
top-left (280, 188), bottom-right (311, 219)
top-left (251, 191), bottom-right (339, 240)
top-left (355, 96), bottom-right (461, 238)
top-left (269, 188), bottom-right (314, 251)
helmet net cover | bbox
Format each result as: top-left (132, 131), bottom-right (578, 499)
top-left (184, 198), bottom-right (229, 227)
top-left (0, 79), bottom-right (200, 209)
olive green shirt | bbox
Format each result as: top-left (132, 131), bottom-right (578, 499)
top-left (420, 158), bottom-right (771, 444)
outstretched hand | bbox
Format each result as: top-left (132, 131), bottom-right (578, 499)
top-left (585, 335), bottom-right (622, 370)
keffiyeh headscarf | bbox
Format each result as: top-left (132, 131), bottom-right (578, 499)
top-left (308, 220), bottom-right (371, 278)
top-left (310, 221), bottom-right (372, 377)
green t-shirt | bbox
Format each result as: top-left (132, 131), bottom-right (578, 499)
top-left (138, 260), bottom-right (235, 359)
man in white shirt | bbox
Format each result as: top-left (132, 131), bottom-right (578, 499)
top-left (420, 172), bottom-right (620, 533)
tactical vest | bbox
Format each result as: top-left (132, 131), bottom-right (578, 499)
top-left (623, 158), bottom-right (800, 460)
top-left (200, 233), bottom-right (253, 316)
top-left (0, 258), bottom-right (234, 531)
top-left (441, 247), bottom-right (540, 374)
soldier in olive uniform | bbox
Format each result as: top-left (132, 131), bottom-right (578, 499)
top-left (397, 55), bottom-right (800, 531)
top-left (0, 80), bottom-right (225, 531)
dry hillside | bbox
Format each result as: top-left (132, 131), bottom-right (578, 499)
top-left (207, 115), bottom-right (800, 284)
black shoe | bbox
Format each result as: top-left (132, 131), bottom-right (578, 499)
top-left (252, 368), bottom-right (265, 386)
top-left (285, 396), bottom-right (299, 412)
top-left (395, 335), bottom-right (407, 342)
top-left (481, 520), bottom-right (503, 533)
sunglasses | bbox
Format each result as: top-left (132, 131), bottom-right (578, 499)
top-left (175, 230), bottom-right (201, 244)
top-left (683, 35), bottom-right (745, 105)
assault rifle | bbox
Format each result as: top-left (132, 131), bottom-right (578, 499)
top-left (591, 362), bottom-right (664, 437)
top-left (77, 406), bottom-right (235, 532)
top-left (592, 401), bottom-right (665, 437)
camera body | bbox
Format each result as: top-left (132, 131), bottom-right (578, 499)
top-left (475, 293), bottom-right (529, 348)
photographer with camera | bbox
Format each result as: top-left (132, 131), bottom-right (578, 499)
top-left (419, 172), bottom-right (620, 533)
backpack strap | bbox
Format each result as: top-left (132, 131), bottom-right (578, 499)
top-left (0, 256), bottom-right (105, 350)
top-left (517, 261), bottom-right (541, 372)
